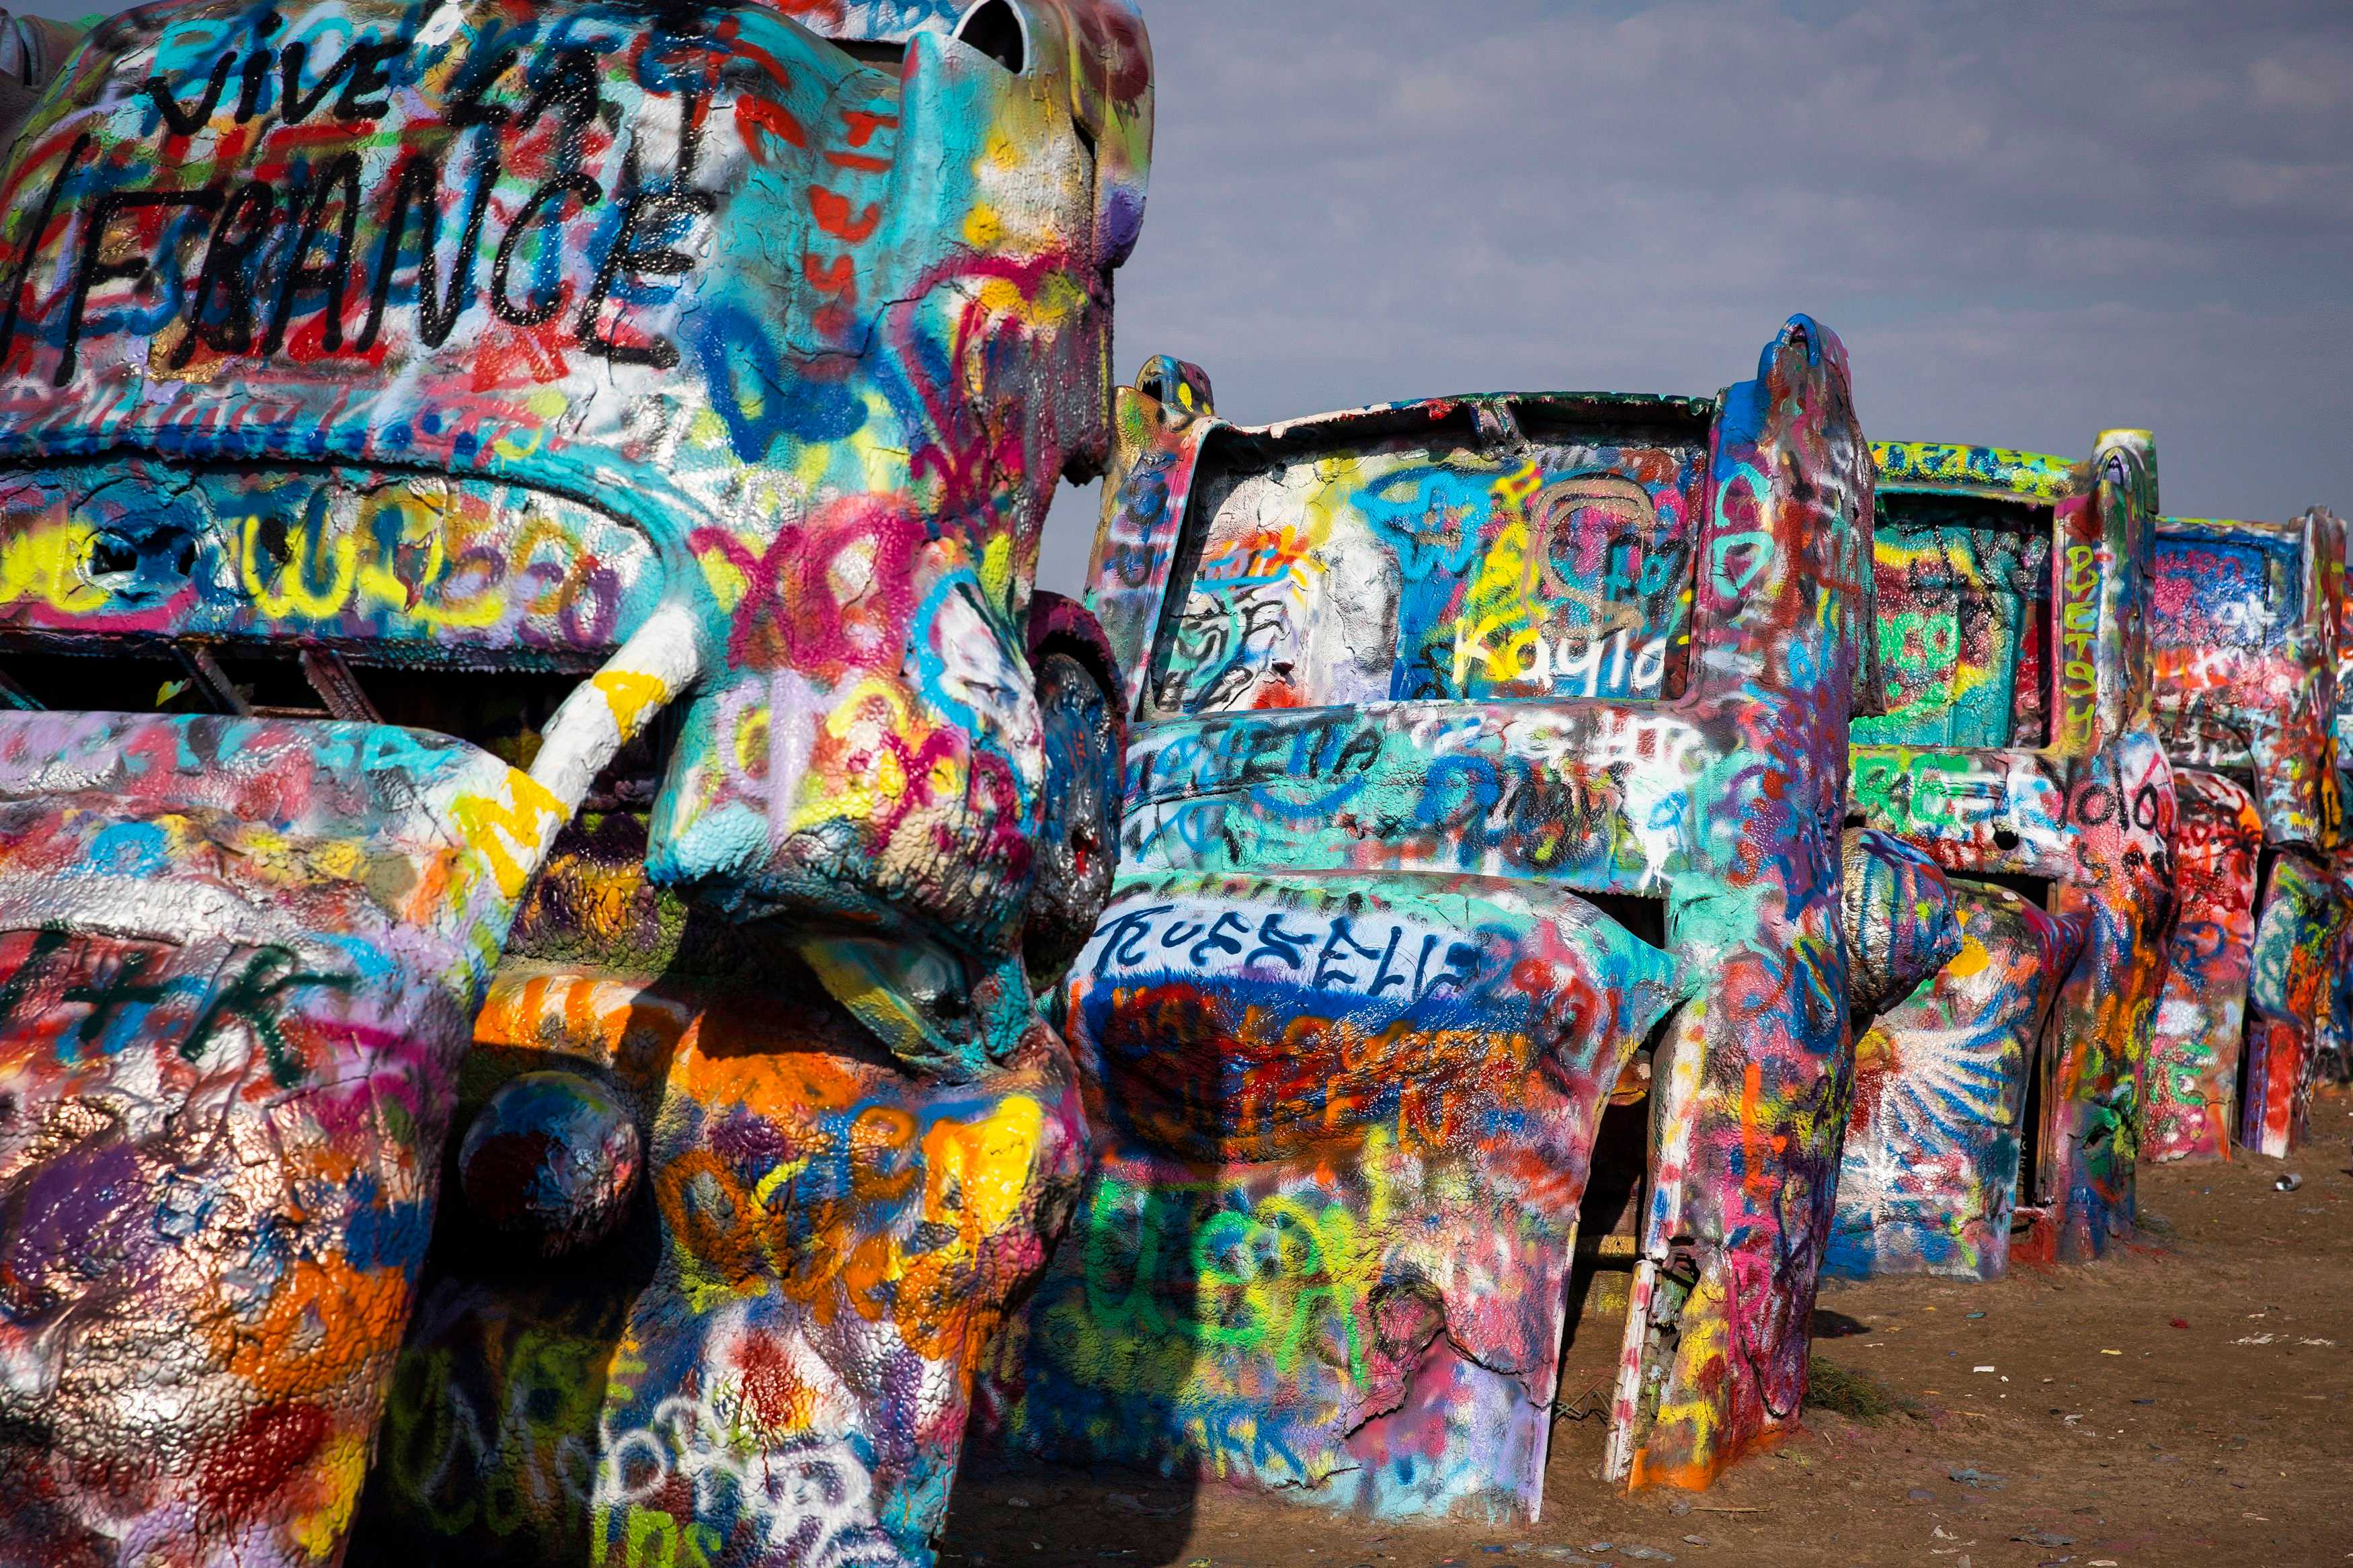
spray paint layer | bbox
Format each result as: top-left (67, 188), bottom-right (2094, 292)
top-left (0, 0), bottom-right (1154, 1560)
top-left (1841, 434), bottom-right (2173, 1268)
top-left (986, 319), bottom-right (1921, 1511)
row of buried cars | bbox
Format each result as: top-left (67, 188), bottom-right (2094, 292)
top-left (0, 1), bottom-right (2344, 1563)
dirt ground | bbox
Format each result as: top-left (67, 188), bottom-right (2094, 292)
top-left (942, 1089), bottom-right (2353, 1568)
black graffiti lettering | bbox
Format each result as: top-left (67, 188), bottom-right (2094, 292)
top-left (161, 28), bottom-right (399, 128)
top-left (671, 85), bottom-right (707, 183)
top-left (575, 93), bottom-right (709, 368)
top-left (357, 149), bottom-right (502, 352)
top-left (1132, 739), bottom-right (1176, 799)
top-left (333, 38), bottom-right (401, 120)
top-left (0, 132), bottom-right (92, 370)
top-left (1224, 719), bottom-right (1285, 784)
top-left (236, 54), bottom-right (268, 120)
top-left (492, 173), bottom-right (600, 326)
top-left (173, 179), bottom-right (275, 365)
top-left (444, 45), bottom-right (522, 129)
top-left (276, 39), bottom-right (348, 124)
top-left (233, 15), bottom-right (284, 122)
top-left (40, 40), bottom-right (719, 378)
top-left (1334, 725), bottom-right (1384, 776)
top-left (512, 46), bottom-right (604, 135)
top-left (574, 185), bottom-right (707, 369)
top-left (58, 188), bottom-right (221, 385)
top-left (1288, 720), bottom-right (1334, 778)
top-left (144, 50), bottom-right (235, 136)
top-left (262, 151), bottom-right (361, 354)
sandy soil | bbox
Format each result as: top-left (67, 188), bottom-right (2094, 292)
top-left (942, 1089), bottom-right (2353, 1568)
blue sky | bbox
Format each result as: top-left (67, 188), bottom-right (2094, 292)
top-left (1055, 0), bottom-right (2353, 589)
top-left (19, 0), bottom-right (2351, 592)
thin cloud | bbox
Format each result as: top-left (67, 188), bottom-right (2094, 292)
top-left (1039, 0), bottom-right (2352, 589)
top-left (0, 0), bottom-right (2338, 569)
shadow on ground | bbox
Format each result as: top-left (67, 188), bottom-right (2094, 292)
top-left (939, 1086), bottom-right (2353, 1567)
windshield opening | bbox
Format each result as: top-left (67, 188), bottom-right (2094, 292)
top-left (1146, 405), bottom-right (1710, 717)
top-left (1855, 491), bottom-right (2053, 749)
top-left (2150, 534), bottom-right (2300, 653)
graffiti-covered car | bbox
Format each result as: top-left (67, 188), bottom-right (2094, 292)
top-left (1833, 436), bottom-right (2169, 1275)
top-left (978, 317), bottom-right (1938, 1519)
top-left (2323, 526), bottom-right (2353, 1087)
top-left (0, 1), bottom-right (1150, 1563)
top-left (2143, 509), bottom-right (2346, 1161)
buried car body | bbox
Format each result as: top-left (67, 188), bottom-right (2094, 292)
top-left (979, 317), bottom-right (1956, 1519)
top-left (0, 0), bottom-right (1150, 1563)
top-left (2142, 509), bottom-right (2346, 1161)
top-left (1834, 435), bottom-right (2171, 1275)
top-left (2329, 539), bottom-right (2353, 1088)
